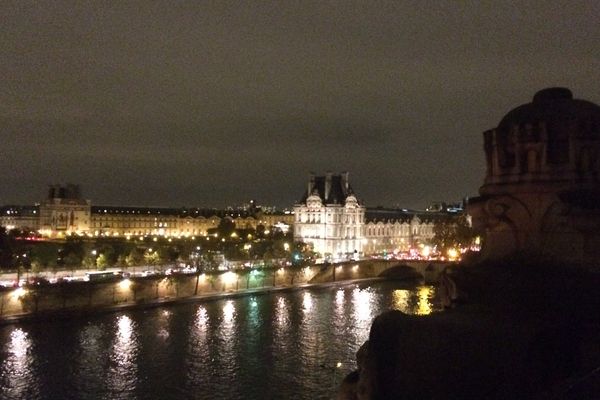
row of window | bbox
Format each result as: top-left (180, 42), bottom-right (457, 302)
top-left (296, 212), bottom-right (364, 224)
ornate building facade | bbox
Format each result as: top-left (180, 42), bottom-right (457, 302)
top-left (362, 209), bottom-right (442, 254)
top-left (0, 205), bottom-right (39, 232)
top-left (468, 88), bottom-right (600, 263)
top-left (39, 184), bottom-right (91, 235)
top-left (293, 172), bottom-right (365, 257)
top-left (2, 185), bottom-right (293, 238)
top-left (294, 173), bottom-right (454, 259)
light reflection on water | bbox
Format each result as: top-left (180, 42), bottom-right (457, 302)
top-left (0, 281), bottom-right (440, 400)
top-left (352, 287), bottom-right (373, 322)
top-left (335, 289), bottom-right (345, 307)
top-left (302, 291), bottom-right (313, 313)
top-left (195, 305), bottom-right (208, 330)
top-left (1, 328), bottom-right (33, 398)
top-left (351, 287), bottom-right (376, 345)
top-left (105, 315), bottom-right (139, 398)
top-left (392, 285), bottom-right (436, 315)
top-left (76, 323), bottom-right (107, 398)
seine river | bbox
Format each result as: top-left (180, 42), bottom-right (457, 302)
top-left (0, 280), bottom-right (440, 400)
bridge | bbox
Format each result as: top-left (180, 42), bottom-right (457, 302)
top-left (307, 259), bottom-right (455, 284)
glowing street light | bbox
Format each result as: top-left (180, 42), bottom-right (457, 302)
top-left (11, 287), bottom-right (27, 300)
top-left (421, 245), bottom-right (431, 259)
top-left (447, 248), bottom-right (459, 260)
top-left (119, 279), bottom-right (132, 290)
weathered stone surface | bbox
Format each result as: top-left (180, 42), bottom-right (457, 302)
top-left (377, 265), bottom-right (423, 281)
top-left (468, 88), bottom-right (600, 264)
top-left (340, 259), bottom-right (600, 399)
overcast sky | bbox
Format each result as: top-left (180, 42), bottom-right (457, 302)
top-left (1, 1), bottom-right (599, 209)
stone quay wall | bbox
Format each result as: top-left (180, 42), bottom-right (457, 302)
top-left (0, 260), bottom-right (450, 321)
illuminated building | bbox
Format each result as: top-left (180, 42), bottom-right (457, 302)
top-left (1, 185), bottom-right (293, 238)
top-left (255, 211), bottom-right (294, 231)
top-left (92, 206), bottom-right (187, 237)
top-left (39, 184), bottom-right (91, 235)
top-left (468, 88), bottom-right (600, 262)
top-left (362, 208), bottom-right (446, 254)
top-left (293, 172), bottom-right (365, 258)
top-left (293, 172), bottom-right (454, 258)
top-left (0, 205), bottom-right (39, 231)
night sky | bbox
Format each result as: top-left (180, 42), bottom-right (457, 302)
top-left (1, 1), bottom-right (599, 209)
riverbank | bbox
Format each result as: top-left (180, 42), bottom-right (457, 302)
top-left (0, 277), bottom-right (391, 325)
top-left (1, 259), bottom-right (450, 324)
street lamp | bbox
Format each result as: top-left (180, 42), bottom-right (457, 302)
top-left (333, 361), bottom-right (342, 388)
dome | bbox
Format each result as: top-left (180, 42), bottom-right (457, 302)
top-left (480, 88), bottom-right (600, 194)
top-left (497, 87), bottom-right (600, 132)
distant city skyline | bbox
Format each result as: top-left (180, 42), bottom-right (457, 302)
top-left (1, 2), bottom-right (599, 208)
top-left (0, 176), bottom-right (466, 211)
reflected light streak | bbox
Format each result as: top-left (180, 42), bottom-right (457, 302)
top-left (115, 315), bottom-right (134, 352)
top-left (107, 314), bottom-right (138, 395)
top-left (392, 289), bottom-right (410, 313)
top-left (219, 300), bottom-right (237, 365)
top-left (332, 289), bottom-right (348, 337)
top-left (352, 288), bottom-right (373, 322)
top-left (248, 297), bottom-right (259, 327)
top-left (302, 292), bottom-right (313, 312)
top-left (416, 286), bottom-right (435, 315)
top-left (223, 300), bottom-right (235, 324)
top-left (335, 289), bottom-right (344, 307)
top-left (273, 296), bottom-right (291, 351)
top-left (8, 328), bottom-right (29, 358)
top-left (196, 306), bottom-right (208, 328)
top-left (391, 286), bottom-right (436, 315)
top-left (275, 296), bottom-right (289, 329)
top-left (2, 328), bottom-right (33, 398)
top-left (157, 309), bottom-right (171, 340)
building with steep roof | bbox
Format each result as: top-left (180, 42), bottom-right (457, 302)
top-left (293, 172), bottom-right (365, 257)
top-left (468, 87), bottom-right (600, 262)
top-left (294, 172), bottom-right (456, 259)
top-left (3, 185), bottom-right (291, 238)
top-left (39, 184), bottom-right (92, 235)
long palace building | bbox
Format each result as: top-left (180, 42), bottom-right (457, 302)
top-left (1, 184), bottom-right (293, 238)
top-left (3, 178), bottom-right (463, 258)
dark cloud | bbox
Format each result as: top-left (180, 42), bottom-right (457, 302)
top-left (1, 1), bottom-right (599, 208)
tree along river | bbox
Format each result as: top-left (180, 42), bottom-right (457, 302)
top-left (0, 280), bottom-right (441, 400)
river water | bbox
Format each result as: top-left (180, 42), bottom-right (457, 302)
top-left (0, 280), bottom-right (440, 400)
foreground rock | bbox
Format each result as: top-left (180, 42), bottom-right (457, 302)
top-left (338, 257), bottom-right (600, 399)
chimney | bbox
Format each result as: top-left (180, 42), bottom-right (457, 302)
top-left (341, 171), bottom-right (349, 194)
top-left (308, 172), bottom-right (315, 195)
top-left (66, 184), bottom-right (80, 199)
top-left (325, 171), bottom-right (333, 200)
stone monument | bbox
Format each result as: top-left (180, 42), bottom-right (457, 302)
top-left (468, 87), bottom-right (600, 263)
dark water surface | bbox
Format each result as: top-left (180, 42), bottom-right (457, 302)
top-left (0, 281), bottom-right (440, 400)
